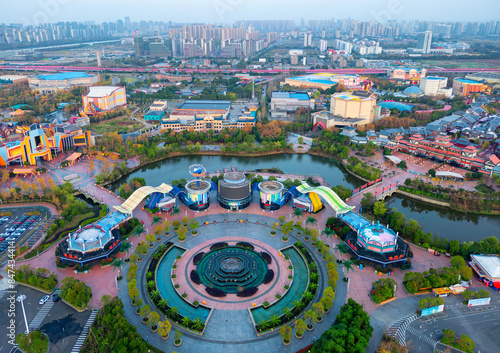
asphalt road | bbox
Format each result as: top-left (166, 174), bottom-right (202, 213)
top-left (0, 285), bottom-right (91, 353)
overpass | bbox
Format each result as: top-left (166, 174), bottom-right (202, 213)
top-left (1, 63), bottom-right (500, 75)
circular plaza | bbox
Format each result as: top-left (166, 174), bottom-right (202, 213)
top-left (124, 213), bottom-right (339, 353)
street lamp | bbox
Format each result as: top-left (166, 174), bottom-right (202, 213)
top-left (17, 294), bottom-right (29, 334)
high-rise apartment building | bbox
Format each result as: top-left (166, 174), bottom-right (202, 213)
top-left (417, 31), bottom-right (433, 54)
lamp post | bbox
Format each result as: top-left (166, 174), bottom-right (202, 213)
top-left (17, 294), bottom-right (29, 334)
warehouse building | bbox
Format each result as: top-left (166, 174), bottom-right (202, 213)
top-left (29, 72), bottom-right (100, 94)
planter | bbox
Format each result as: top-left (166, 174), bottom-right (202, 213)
top-left (304, 237), bottom-right (310, 242)
top-left (296, 232), bottom-right (302, 237)
top-left (137, 258), bottom-right (143, 263)
top-left (281, 237), bottom-right (289, 243)
top-left (149, 244), bottom-right (154, 248)
top-left (156, 237), bottom-right (161, 242)
top-left (174, 339), bottom-right (182, 347)
top-left (161, 333), bottom-right (169, 340)
top-left (179, 238), bottom-right (186, 243)
top-left (142, 318), bottom-right (149, 325)
top-left (165, 232), bottom-right (170, 237)
top-left (316, 317), bottom-right (323, 323)
top-left (311, 243), bottom-right (316, 247)
top-left (295, 333), bottom-right (303, 339)
top-left (270, 232), bottom-right (277, 237)
top-left (283, 339), bottom-right (291, 346)
top-left (191, 231), bottom-right (198, 236)
top-left (306, 324), bottom-right (314, 331)
top-left (150, 325), bottom-right (158, 333)
top-left (135, 309), bottom-right (141, 315)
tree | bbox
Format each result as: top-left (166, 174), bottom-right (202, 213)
top-left (306, 216), bottom-right (318, 227)
top-left (293, 208), bottom-right (303, 219)
top-left (148, 311), bottom-right (160, 329)
top-left (294, 319), bottom-right (306, 337)
top-left (334, 243), bottom-right (348, 257)
top-left (177, 225), bottom-right (187, 241)
top-left (313, 302), bottom-right (325, 321)
top-left (189, 220), bottom-right (199, 234)
top-left (120, 241), bottom-right (132, 254)
top-left (341, 259), bottom-right (355, 275)
top-left (171, 206), bottom-right (180, 217)
top-left (163, 220), bottom-right (171, 235)
top-left (181, 216), bottom-right (190, 226)
top-left (321, 226), bottom-right (335, 240)
top-left (428, 168), bottom-right (436, 177)
top-left (311, 298), bottom-right (373, 353)
top-left (132, 225), bottom-right (146, 238)
top-left (111, 258), bottom-right (123, 273)
top-left (304, 309), bottom-right (317, 328)
top-left (158, 319), bottom-right (172, 338)
top-left (281, 221), bottom-right (294, 238)
top-left (278, 215), bottom-right (286, 225)
top-left (450, 256), bottom-right (466, 268)
top-left (139, 304), bottom-right (151, 320)
top-left (146, 233), bottom-right (155, 246)
top-left (280, 325), bottom-right (292, 344)
top-left (373, 201), bottom-right (387, 217)
top-left (154, 225), bottom-right (164, 236)
top-left (151, 215), bottom-right (162, 226)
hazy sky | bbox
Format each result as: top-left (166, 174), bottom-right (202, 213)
top-left (4, 0), bottom-right (500, 25)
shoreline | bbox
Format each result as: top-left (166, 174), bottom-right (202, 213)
top-left (99, 149), bottom-right (499, 217)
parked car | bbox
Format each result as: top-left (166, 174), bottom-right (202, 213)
top-left (6, 228), bottom-right (16, 232)
top-left (39, 295), bottom-right (50, 305)
top-left (17, 228), bottom-right (26, 232)
top-left (52, 294), bottom-right (59, 302)
top-left (5, 237), bottom-right (15, 241)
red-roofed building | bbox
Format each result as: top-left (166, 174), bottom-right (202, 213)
top-left (385, 134), bottom-right (500, 174)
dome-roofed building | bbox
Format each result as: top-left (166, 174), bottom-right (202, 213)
top-left (403, 85), bottom-right (423, 98)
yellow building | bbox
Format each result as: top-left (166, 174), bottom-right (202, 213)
top-left (330, 90), bottom-right (378, 125)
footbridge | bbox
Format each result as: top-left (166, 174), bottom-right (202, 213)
top-left (114, 183), bottom-right (173, 214)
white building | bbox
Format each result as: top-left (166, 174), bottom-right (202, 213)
top-left (319, 39), bottom-right (328, 52)
top-left (417, 31), bottom-right (433, 54)
top-left (333, 40), bottom-right (352, 54)
top-left (420, 76), bottom-right (452, 97)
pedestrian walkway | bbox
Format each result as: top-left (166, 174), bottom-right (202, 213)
top-left (28, 291), bottom-right (59, 330)
top-left (387, 313), bottom-right (417, 346)
top-left (406, 325), bottom-right (439, 349)
top-left (70, 309), bottom-right (98, 353)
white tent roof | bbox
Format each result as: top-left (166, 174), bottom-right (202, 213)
top-left (86, 86), bottom-right (121, 98)
top-left (471, 255), bottom-right (500, 279)
top-left (384, 155), bottom-right (402, 164)
top-left (436, 171), bottom-right (464, 179)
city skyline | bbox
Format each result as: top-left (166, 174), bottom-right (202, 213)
top-left (3, 0), bottom-right (500, 26)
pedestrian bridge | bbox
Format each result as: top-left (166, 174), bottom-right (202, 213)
top-left (114, 183), bottom-right (173, 214)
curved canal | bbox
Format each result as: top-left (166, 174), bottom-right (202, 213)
top-left (110, 154), bottom-right (500, 242)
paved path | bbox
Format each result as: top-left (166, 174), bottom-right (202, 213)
top-left (70, 309), bottom-right (98, 353)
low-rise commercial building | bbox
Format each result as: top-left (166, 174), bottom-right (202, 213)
top-left (420, 76), bottom-right (452, 97)
top-left (270, 92), bottom-right (314, 120)
top-left (330, 90), bottom-right (378, 125)
top-left (82, 86), bottom-right (127, 114)
top-left (29, 72), bottom-right (100, 94)
top-left (452, 78), bottom-right (491, 96)
top-left (388, 67), bottom-right (427, 85)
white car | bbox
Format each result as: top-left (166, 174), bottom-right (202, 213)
top-left (39, 295), bottom-right (50, 305)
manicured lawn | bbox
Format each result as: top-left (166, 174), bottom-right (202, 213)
top-left (84, 116), bottom-right (142, 135)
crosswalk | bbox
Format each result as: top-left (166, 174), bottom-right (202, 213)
top-left (28, 291), bottom-right (59, 330)
top-left (70, 309), bottom-right (99, 353)
top-left (387, 313), bottom-right (418, 347)
top-left (406, 325), bottom-right (439, 349)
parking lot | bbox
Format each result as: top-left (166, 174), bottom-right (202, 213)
top-left (0, 206), bottom-right (51, 261)
top-left (0, 208), bottom-right (45, 254)
top-left (0, 285), bottom-right (91, 353)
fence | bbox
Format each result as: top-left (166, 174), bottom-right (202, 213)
top-left (352, 177), bottom-right (383, 195)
